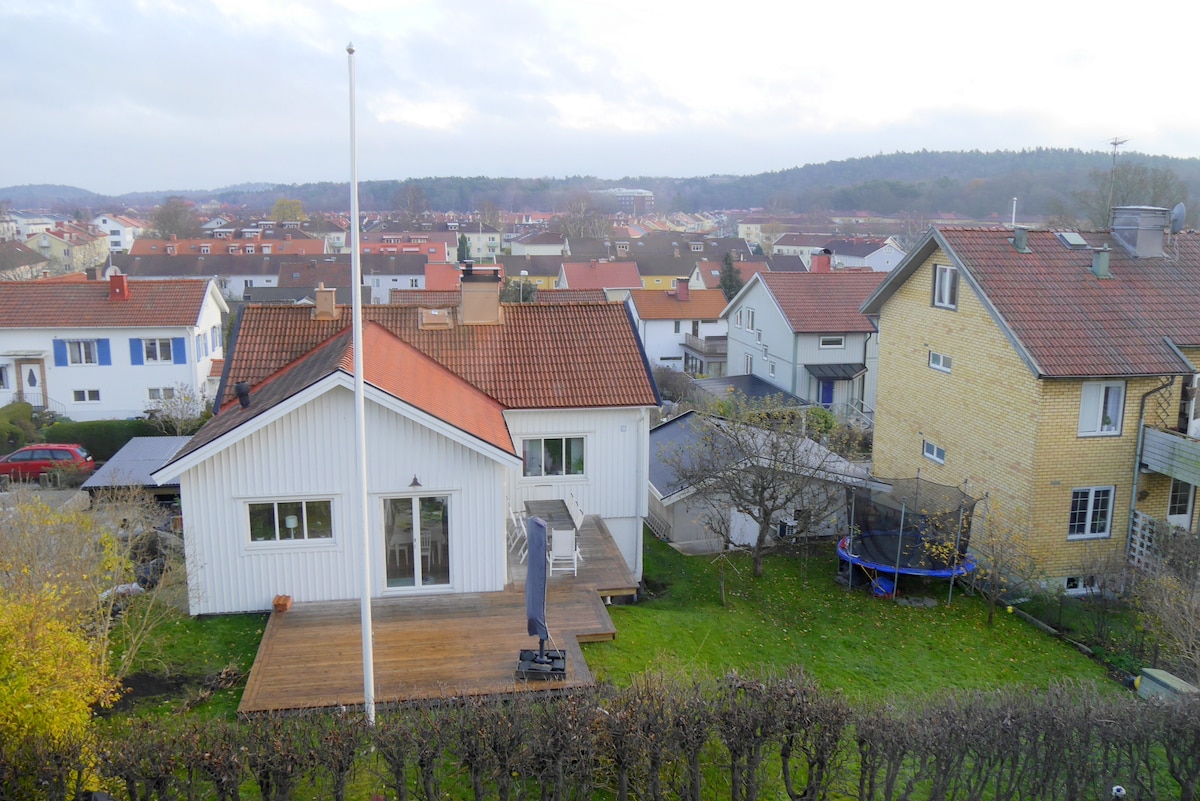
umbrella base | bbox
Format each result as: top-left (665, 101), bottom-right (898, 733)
top-left (516, 648), bottom-right (567, 680)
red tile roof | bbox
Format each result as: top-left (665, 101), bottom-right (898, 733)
top-left (179, 323), bottom-right (514, 465)
top-left (560, 261), bottom-right (642, 290)
top-left (758, 272), bottom-right (885, 333)
top-left (222, 302), bottom-right (658, 410)
top-left (390, 289), bottom-right (462, 306)
top-left (424, 262), bottom-right (461, 291)
top-left (628, 288), bottom-right (728, 320)
top-left (930, 227), bottom-right (1200, 377)
top-left (696, 259), bottom-right (770, 289)
top-left (533, 289), bottom-right (607, 303)
top-left (0, 276), bottom-right (216, 328)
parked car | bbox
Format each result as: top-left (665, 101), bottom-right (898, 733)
top-left (0, 443), bottom-right (95, 481)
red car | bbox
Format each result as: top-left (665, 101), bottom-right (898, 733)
top-left (0, 443), bottom-right (95, 481)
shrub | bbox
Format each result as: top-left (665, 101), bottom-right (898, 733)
top-left (42, 419), bottom-right (163, 461)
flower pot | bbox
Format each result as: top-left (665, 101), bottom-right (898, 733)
top-left (273, 594), bottom-right (292, 613)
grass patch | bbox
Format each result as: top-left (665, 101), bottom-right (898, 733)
top-left (113, 612), bottom-right (267, 718)
top-left (584, 537), bottom-right (1113, 701)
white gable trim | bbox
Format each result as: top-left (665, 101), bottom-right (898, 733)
top-left (153, 371), bottom-right (518, 483)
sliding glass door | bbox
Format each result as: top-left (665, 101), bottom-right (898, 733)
top-left (384, 496), bottom-right (449, 588)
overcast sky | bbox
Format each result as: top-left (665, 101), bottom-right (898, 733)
top-left (2, 0), bottom-right (1196, 197)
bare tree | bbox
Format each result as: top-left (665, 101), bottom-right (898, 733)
top-left (1133, 520), bottom-right (1200, 684)
top-left (660, 394), bottom-right (863, 577)
top-left (148, 196), bottom-right (199, 239)
top-left (145, 381), bottom-right (208, 436)
top-left (1072, 162), bottom-right (1191, 229)
top-left (957, 501), bottom-right (1042, 626)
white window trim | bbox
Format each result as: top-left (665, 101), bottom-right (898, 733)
top-left (819, 336), bottom-right (845, 349)
top-left (1078, 381), bottom-right (1125, 436)
top-left (1068, 486), bottom-right (1114, 540)
top-left (68, 339), bottom-right (98, 365)
top-left (144, 338), bottom-right (174, 364)
top-left (922, 439), bottom-right (946, 464)
top-left (929, 351), bottom-right (953, 373)
top-left (933, 264), bottom-right (958, 310)
top-left (521, 435), bottom-right (586, 479)
top-left (244, 497), bottom-right (337, 548)
top-left (72, 389), bottom-right (101, 403)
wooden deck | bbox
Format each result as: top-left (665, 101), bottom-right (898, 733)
top-left (239, 514), bottom-right (638, 713)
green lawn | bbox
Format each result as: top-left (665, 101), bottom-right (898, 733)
top-left (583, 537), bottom-right (1113, 701)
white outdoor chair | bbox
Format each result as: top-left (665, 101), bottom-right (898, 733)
top-left (510, 509), bottom-right (529, 563)
top-left (548, 527), bottom-right (580, 576)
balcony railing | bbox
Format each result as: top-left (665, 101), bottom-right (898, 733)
top-left (1141, 426), bottom-right (1200, 486)
top-left (683, 333), bottom-right (727, 355)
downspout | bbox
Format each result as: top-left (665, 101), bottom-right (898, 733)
top-left (1128, 374), bottom-right (1176, 551)
top-left (791, 332), bottom-right (800, 396)
top-left (861, 330), bottom-right (873, 416)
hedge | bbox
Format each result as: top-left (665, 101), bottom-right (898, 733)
top-left (42, 419), bottom-right (165, 462)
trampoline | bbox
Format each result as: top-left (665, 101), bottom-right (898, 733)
top-left (837, 476), bottom-right (978, 598)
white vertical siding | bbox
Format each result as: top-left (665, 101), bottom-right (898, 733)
top-left (180, 387), bottom-right (508, 615)
top-left (504, 407), bottom-right (649, 578)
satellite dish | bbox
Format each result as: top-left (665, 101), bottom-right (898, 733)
top-left (1170, 202), bottom-right (1186, 234)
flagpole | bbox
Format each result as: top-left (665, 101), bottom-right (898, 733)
top-left (347, 41), bottom-right (376, 725)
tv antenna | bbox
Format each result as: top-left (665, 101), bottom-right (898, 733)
top-left (1107, 136), bottom-right (1129, 213)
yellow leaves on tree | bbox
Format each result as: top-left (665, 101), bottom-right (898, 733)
top-left (0, 587), bottom-right (120, 743)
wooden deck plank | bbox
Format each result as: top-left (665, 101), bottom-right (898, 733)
top-left (238, 514), bottom-right (635, 713)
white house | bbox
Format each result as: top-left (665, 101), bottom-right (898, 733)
top-left (0, 274), bottom-right (228, 421)
top-left (723, 267), bottom-right (885, 417)
top-left (626, 284), bottom-right (728, 376)
top-left (153, 274), bottom-right (659, 615)
top-left (92, 213), bottom-right (145, 254)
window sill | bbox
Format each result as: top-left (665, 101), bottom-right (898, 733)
top-left (1066, 533), bottom-right (1111, 542)
top-left (1078, 431), bottom-right (1121, 438)
top-left (244, 539), bottom-right (339, 553)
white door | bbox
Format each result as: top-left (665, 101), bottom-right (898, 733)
top-left (1168, 479), bottom-right (1195, 531)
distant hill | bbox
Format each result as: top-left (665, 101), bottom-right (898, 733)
top-left (4, 149), bottom-right (1199, 222)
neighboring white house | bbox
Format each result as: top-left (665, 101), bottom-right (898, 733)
top-left (0, 274), bottom-right (228, 421)
top-left (92, 213), bottom-right (145, 254)
top-left (153, 275), bottom-right (659, 615)
top-left (626, 284), bottom-right (728, 376)
top-left (723, 268), bottom-right (885, 418)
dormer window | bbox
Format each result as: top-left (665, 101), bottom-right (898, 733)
top-left (690, 242), bottom-right (703, 252)
top-left (244, 245), bottom-right (255, 254)
top-left (200, 245), bottom-right (210, 254)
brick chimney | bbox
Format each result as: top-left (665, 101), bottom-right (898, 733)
top-left (312, 282), bottom-right (340, 321)
top-left (674, 278), bottom-right (690, 301)
top-left (460, 261), bottom-right (503, 325)
top-left (109, 273), bottom-right (130, 301)
top-left (810, 249), bottom-right (832, 273)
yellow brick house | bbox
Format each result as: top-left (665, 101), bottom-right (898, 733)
top-left (861, 207), bottom-right (1200, 591)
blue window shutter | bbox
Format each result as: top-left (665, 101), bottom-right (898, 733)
top-left (53, 340), bottom-right (67, 366)
top-left (129, 338), bottom-right (143, 366)
top-left (97, 339), bottom-right (111, 366)
top-left (172, 337), bottom-right (186, 364)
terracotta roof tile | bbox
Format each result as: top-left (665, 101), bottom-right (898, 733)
top-left (222, 302), bottom-right (658, 410)
top-left (560, 261), bottom-right (642, 290)
top-left (0, 277), bottom-right (215, 328)
top-left (533, 289), bottom-right (606, 303)
top-left (937, 227), bottom-right (1200, 377)
top-left (758, 272), bottom-right (885, 333)
top-left (628, 288), bottom-right (728, 319)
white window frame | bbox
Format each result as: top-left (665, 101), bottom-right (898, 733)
top-left (144, 338), bottom-right (174, 364)
top-left (922, 439), bottom-right (946, 464)
top-left (0, 364), bottom-right (7, 390)
top-left (1068, 486), bottom-right (1114, 540)
top-left (247, 498), bottom-right (334, 544)
top-left (769, 361), bottom-right (776, 379)
top-left (1078, 381), bottom-right (1125, 436)
top-left (148, 387), bottom-right (176, 401)
top-left (734, 309), bottom-right (743, 328)
top-left (745, 308), bottom-right (755, 330)
top-left (72, 389), bottom-right (101, 403)
top-left (819, 335), bottom-right (845, 349)
top-left (933, 264), bottom-right (958, 310)
top-left (522, 436), bottom-right (586, 478)
top-left (67, 339), bottom-right (98, 365)
top-left (745, 354), bottom-right (753, 374)
top-left (929, 351), bottom-right (953, 373)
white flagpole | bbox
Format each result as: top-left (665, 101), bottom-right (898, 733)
top-left (347, 42), bottom-right (376, 724)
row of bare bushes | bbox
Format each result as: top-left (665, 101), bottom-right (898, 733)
top-left (3, 670), bottom-right (1198, 801)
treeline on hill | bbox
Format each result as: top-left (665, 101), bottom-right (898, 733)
top-left (7, 149), bottom-right (1200, 220)
top-left (6, 670), bottom-right (1199, 801)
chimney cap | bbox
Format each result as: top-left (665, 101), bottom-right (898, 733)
top-left (234, 381), bottom-right (252, 408)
